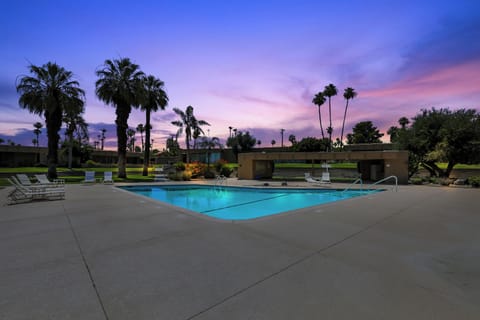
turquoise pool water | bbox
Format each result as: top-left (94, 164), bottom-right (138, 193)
top-left (120, 185), bottom-right (380, 220)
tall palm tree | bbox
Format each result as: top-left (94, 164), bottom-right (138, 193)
top-left (323, 84), bottom-right (338, 150)
top-left (100, 128), bottom-right (107, 150)
top-left (139, 75), bottom-right (168, 176)
top-left (198, 136), bottom-right (222, 170)
top-left (399, 117), bottom-right (410, 129)
top-left (17, 62), bottom-right (85, 179)
top-left (95, 57), bottom-right (144, 178)
top-left (63, 106), bottom-right (88, 169)
top-left (127, 128), bottom-right (136, 151)
top-left (340, 87), bottom-right (357, 146)
top-left (136, 124), bottom-right (145, 152)
top-left (33, 122), bottom-right (43, 147)
top-left (312, 92), bottom-right (326, 139)
top-left (171, 105), bottom-right (210, 163)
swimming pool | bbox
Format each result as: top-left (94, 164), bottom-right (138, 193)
top-left (119, 185), bottom-right (380, 220)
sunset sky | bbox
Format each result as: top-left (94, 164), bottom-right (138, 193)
top-left (1, 0), bottom-right (479, 150)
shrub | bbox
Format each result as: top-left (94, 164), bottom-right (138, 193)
top-left (186, 161), bottom-right (206, 178)
top-left (182, 171), bottom-right (192, 181)
top-left (204, 170), bottom-right (216, 179)
top-left (469, 176), bottom-right (480, 188)
top-left (220, 166), bottom-right (233, 177)
top-left (85, 160), bottom-right (100, 167)
top-left (410, 177), bottom-right (423, 185)
top-left (174, 161), bottom-right (186, 171)
top-left (214, 159), bottom-right (228, 172)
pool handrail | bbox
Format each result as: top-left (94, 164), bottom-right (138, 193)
top-left (367, 175), bottom-right (398, 192)
top-left (215, 175), bottom-right (227, 187)
top-left (342, 178), bottom-right (363, 193)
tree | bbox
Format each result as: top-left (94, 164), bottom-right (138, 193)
top-left (271, 139), bottom-right (276, 147)
top-left (17, 62), bottom-right (85, 179)
top-left (33, 122), bottom-right (43, 147)
top-left (226, 131), bottom-right (257, 160)
top-left (171, 105), bottom-right (210, 163)
top-left (346, 121), bottom-right (384, 144)
top-left (127, 128), bottom-right (136, 152)
top-left (100, 128), bottom-right (106, 150)
top-left (396, 108), bottom-right (480, 177)
top-left (139, 75), bottom-right (168, 175)
top-left (95, 57), bottom-right (144, 178)
top-left (323, 83), bottom-right (338, 149)
top-left (198, 136), bottom-right (222, 171)
top-left (63, 107), bottom-right (88, 169)
top-left (136, 124), bottom-right (145, 152)
top-left (312, 92), bottom-right (326, 139)
top-left (340, 87), bottom-right (357, 146)
top-left (288, 134), bottom-right (296, 146)
top-left (399, 117), bottom-right (410, 129)
top-left (293, 137), bottom-right (329, 152)
top-left (166, 135), bottom-right (180, 156)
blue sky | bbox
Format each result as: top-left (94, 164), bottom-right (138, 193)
top-left (1, 0), bottom-right (479, 149)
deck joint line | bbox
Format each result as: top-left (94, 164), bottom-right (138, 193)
top-left (63, 205), bottom-right (110, 320)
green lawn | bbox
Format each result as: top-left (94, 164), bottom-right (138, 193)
top-left (0, 167), bottom-right (157, 186)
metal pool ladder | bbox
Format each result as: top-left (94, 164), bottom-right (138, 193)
top-left (342, 178), bottom-right (363, 193)
top-left (215, 175), bottom-right (227, 187)
top-left (367, 175), bottom-right (398, 192)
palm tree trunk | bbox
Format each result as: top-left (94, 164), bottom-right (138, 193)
top-left (340, 99), bottom-right (350, 145)
top-left (46, 109), bottom-right (62, 179)
top-left (142, 111), bottom-right (151, 176)
top-left (318, 107), bottom-right (325, 139)
top-left (68, 134), bottom-right (73, 170)
top-left (328, 98), bottom-right (332, 150)
top-left (116, 106), bottom-right (130, 179)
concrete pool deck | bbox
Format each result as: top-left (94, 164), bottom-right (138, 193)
top-left (1, 180), bottom-right (479, 319)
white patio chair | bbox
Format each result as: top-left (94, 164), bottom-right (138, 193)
top-left (83, 171), bottom-right (96, 184)
top-left (103, 171), bottom-right (114, 184)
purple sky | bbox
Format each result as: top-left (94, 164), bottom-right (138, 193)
top-left (1, 0), bottom-right (479, 150)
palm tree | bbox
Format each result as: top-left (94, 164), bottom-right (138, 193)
top-left (340, 87), bottom-right (357, 146)
top-left (171, 105), bottom-right (210, 163)
top-left (17, 62), bottom-right (85, 179)
top-left (127, 128), bottom-right (136, 151)
top-left (198, 136), bottom-right (222, 171)
top-left (139, 75), bottom-right (168, 176)
top-left (271, 139), bottom-right (276, 147)
top-left (33, 122), bottom-right (43, 147)
top-left (63, 106), bottom-right (88, 169)
top-left (288, 134), bottom-right (296, 146)
top-left (312, 92), bottom-right (326, 139)
top-left (136, 124), bottom-right (145, 152)
top-left (95, 57), bottom-right (144, 178)
top-left (100, 128), bottom-right (106, 150)
top-left (399, 117), bottom-right (410, 129)
top-left (323, 83), bottom-right (338, 149)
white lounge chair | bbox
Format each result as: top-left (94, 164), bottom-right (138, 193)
top-left (103, 171), bottom-right (114, 184)
top-left (7, 177), bottom-right (65, 204)
top-left (320, 172), bottom-right (331, 183)
top-left (305, 172), bottom-right (330, 185)
top-left (83, 171), bottom-right (96, 184)
top-left (35, 174), bottom-right (65, 185)
top-left (16, 174), bottom-right (33, 186)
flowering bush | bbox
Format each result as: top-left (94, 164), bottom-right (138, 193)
top-left (186, 161), bottom-right (206, 178)
top-left (214, 159), bottom-right (228, 172)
